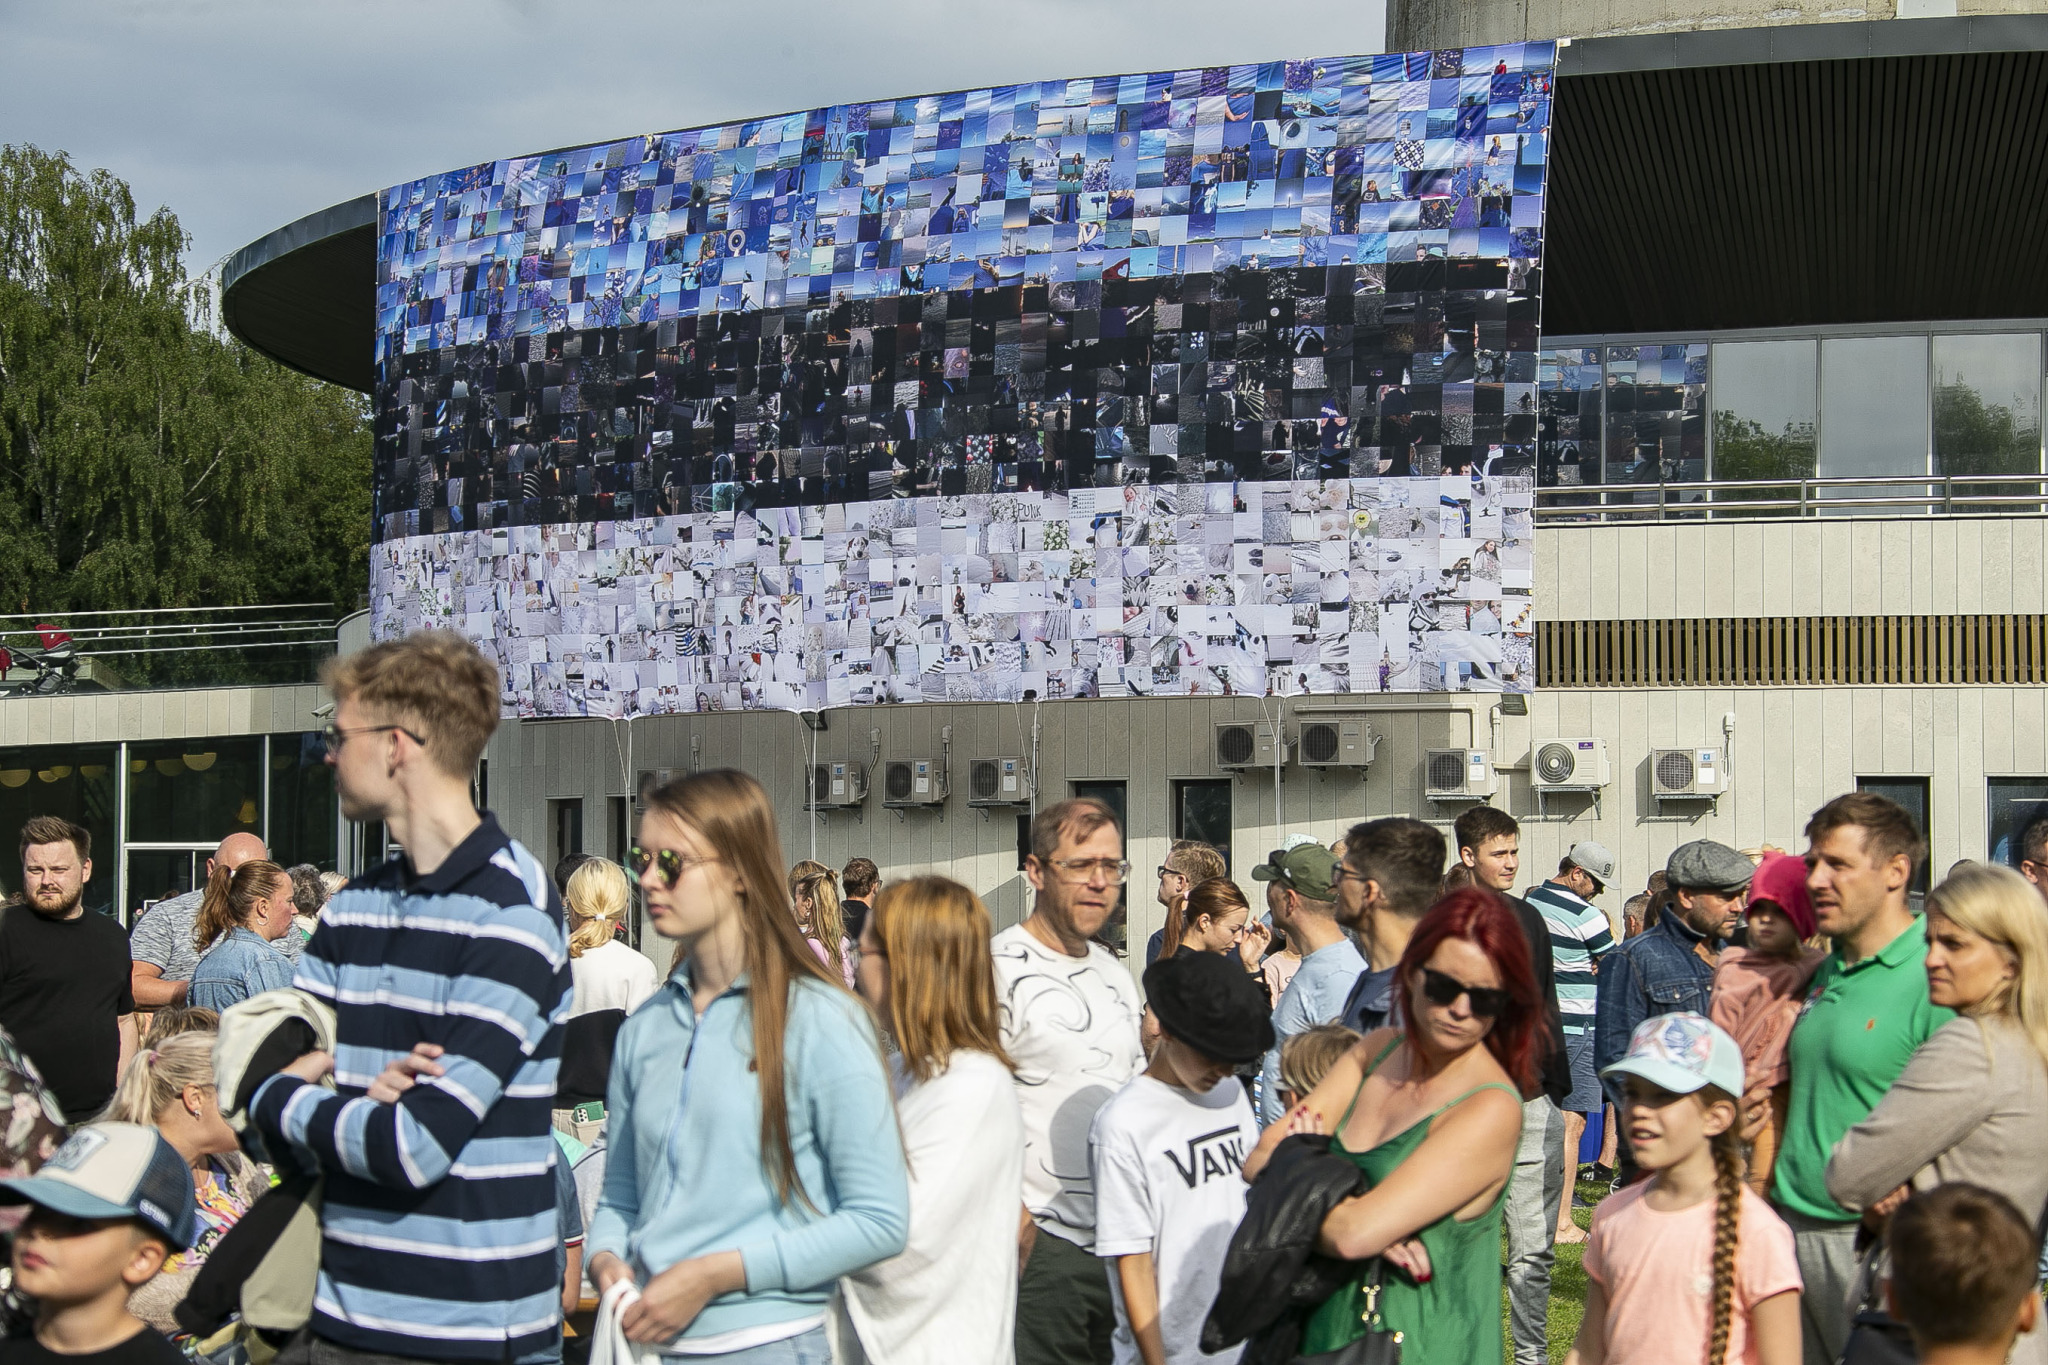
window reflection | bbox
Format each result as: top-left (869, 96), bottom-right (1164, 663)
top-left (1932, 333), bottom-right (2042, 482)
top-left (1537, 347), bottom-right (1600, 491)
top-left (1820, 336), bottom-right (1928, 510)
top-left (1710, 340), bottom-right (1817, 481)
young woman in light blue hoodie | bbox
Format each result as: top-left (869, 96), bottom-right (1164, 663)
top-left (586, 769), bottom-right (909, 1363)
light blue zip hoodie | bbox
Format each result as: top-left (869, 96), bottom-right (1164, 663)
top-left (586, 967), bottom-right (909, 1341)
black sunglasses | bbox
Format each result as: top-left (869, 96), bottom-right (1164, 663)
top-left (627, 846), bottom-right (717, 888)
top-left (1419, 966), bottom-right (1510, 1020)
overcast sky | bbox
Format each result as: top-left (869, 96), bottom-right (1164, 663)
top-left (0, 0), bottom-right (1386, 279)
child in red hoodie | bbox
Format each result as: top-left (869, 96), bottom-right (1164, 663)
top-left (1709, 851), bottom-right (1826, 1195)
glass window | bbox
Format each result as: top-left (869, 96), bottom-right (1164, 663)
top-left (1070, 780), bottom-right (1128, 950)
top-left (1988, 778), bottom-right (2048, 868)
top-left (0, 746), bottom-right (118, 916)
top-left (1820, 337), bottom-right (1929, 500)
top-left (1710, 339), bottom-right (1817, 483)
top-left (1932, 334), bottom-right (2043, 481)
top-left (126, 738), bottom-right (263, 845)
top-left (268, 732), bottom-right (336, 872)
top-left (1858, 776), bottom-right (1931, 897)
top-left (549, 799), bottom-right (584, 872)
top-left (1173, 779), bottom-right (1232, 871)
top-left (1537, 347), bottom-right (1602, 492)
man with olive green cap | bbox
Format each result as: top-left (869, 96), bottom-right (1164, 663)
top-left (1253, 842), bottom-right (1364, 1122)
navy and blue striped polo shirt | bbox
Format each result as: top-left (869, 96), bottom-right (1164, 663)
top-left (252, 813), bottom-right (572, 1361)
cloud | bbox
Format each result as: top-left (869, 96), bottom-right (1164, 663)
top-left (0, 0), bottom-right (1384, 277)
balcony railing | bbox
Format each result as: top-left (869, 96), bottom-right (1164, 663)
top-left (0, 604), bottom-right (339, 697)
top-left (1534, 474), bottom-right (2048, 523)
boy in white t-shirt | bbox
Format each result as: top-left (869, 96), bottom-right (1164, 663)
top-left (1091, 950), bottom-right (1276, 1365)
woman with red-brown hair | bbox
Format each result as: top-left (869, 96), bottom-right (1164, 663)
top-left (1243, 887), bottom-right (1542, 1365)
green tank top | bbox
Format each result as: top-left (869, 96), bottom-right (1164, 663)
top-left (1299, 1036), bottom-right (1520, 1365)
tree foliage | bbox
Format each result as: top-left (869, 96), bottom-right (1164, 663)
top-left (0, 143), bottom-right (370, 621)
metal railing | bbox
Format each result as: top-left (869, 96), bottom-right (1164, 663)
top-left (0, 604), bottom-right (339, 696)
top-left (1534, 473), bottom-right (2048, 523)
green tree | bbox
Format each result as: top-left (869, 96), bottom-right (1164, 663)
top-left (0, 144), bottom-right (369, 676)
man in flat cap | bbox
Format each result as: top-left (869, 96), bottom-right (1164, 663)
top-left (1593, 840), bottom-right (1753, 1119)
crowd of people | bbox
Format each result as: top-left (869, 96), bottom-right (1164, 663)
top-left (0, 627), bottom-right (2039, 1365)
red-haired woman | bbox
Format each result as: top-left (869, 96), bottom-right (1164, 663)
top-left (1243, 888), bottom-right (1542, 1365)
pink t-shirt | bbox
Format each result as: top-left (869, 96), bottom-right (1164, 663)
top-left (1583, 1180), bottom-right (1802, 1365)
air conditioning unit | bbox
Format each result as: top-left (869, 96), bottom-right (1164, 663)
top-left (1298, 717), bottom-right (1378, 768)
top-left (1651, 746), bottom-right (1725, 798)
top-left (1215, 721), bottom-right (1282, 769)
top-left (1425, 748), bottom-right (1496, 799)
top-left (883, 757), bottom-right (948, 807)
top-left (810, 761), bottom-right (868, 809)
top-left (968, 756), bottom-right (1031, 807)
top-left (1533, 737), bottom-right (1612, 791)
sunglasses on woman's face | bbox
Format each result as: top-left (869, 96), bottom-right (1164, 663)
top-left (628, 846), bottom-right (718, 889)
top-left (1419, 966), bottom-right (1510, 1019)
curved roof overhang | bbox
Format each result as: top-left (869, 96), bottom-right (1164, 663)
top-left (221, 15), bottom-right (2048, 392)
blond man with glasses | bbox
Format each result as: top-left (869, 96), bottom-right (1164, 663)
top-left (995, 798), bottom-right (1146, 1365)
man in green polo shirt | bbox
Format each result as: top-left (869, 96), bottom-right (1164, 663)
top-left (1771, 792), bottom-right (1952, 1365)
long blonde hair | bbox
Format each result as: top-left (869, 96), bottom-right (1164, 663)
top-left (642, 770), bottom-right (854, 1209)
top-left (1926, 862), bottom-right (2048, 1070)
top-left (565, 858), bottom-right (631, 959)
top-left (193, 860), bottom-right (290, 952)
top-left (870, 877), bottom-right (1014, 1083)
top-left (106, 1032), bottom-right (216, 1126)
top-left (788, 860), bottom-right (847, 979)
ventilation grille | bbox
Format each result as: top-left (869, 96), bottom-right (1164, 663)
top-left (1427, 750), bottom-right (1467, 791)
top-left (1300, 722), bottom-right (1340, 764)
top-left (885, 762), bottom-right (914, 801)
top-left (1538, 615), bottom-right (2048, 687)
top-left (970, 760), bottom-right (1002, 801)
top-left (1655, 750), bottom-right (1699, 791)
top-left (1535, 742), bottom-right (1578, 784)
top-left (1217, 724), bottom-right (1256, 766)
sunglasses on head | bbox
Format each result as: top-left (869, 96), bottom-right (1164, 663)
top-left (1419, 966), bottom-right (1510, 1019)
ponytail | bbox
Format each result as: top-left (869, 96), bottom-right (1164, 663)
top-left (192, 861), bottom-right (238, 954)
top-left (192, 860), bottom-right (290, 952)
top-left (1706, 1114), bottom-right (1745, 1365)
top-left (105, 1032), bottom-right (216, 1126)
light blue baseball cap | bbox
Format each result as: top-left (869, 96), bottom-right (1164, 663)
top-left (1599, 1011), bottom-right (1744, 1098)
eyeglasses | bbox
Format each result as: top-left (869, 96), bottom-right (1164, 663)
top-left (1045, 857), bottom-right (1132, 886)
top-left (1419, 967), bottom-right (1510, 1020)
top-left (1330, 864), bottom-right (1370, 887)
top-left (1156, 864), bottom-right (1187, 881)
top-left (628, 845), bottom-right (719, 888)
top-left (322, 722), bottom-right (426, 753)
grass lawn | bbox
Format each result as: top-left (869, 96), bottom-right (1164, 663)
top-left (1502, 1173), bottom-right (1609, 1363)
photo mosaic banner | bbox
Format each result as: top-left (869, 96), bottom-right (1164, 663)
top-left (371, 45), bottom-right (1554, 715)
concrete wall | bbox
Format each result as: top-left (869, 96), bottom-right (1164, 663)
top-left (483, 515), bottom-right (2048, 967)
top-left (0, 684), bottom-right (329, 748)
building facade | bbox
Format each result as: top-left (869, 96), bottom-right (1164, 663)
top-left (80, 14), bottom-right (2033, 956)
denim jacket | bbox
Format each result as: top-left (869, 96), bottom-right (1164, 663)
top-left (1594, 913), bottom-right (1721, 1099)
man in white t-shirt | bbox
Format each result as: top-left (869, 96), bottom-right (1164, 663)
top-left (995, 797), bottom-right (1147, 1365)
top-left (1091, 950), bottom-right (1272, 1365)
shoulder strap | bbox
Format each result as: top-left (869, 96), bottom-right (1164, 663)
top-left (1428, 1081), bottom-right (1522, 1121)
top-left (1336, 1034), bottom-right (1405, 1131)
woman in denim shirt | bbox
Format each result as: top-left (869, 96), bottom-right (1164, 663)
top-left (586, 770), bottom-right (908, 1363)
top-left (186, 860), bottom-right (298, 1013)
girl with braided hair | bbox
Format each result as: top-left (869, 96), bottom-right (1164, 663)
top-left (1567, 1013), bottom-right (1801, 1365)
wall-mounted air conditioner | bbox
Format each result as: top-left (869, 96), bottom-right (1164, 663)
top-left (1651, 747), bottom-right (1725, 799)
top-left (1533, 737), bottom-right (1612, 792)
top-left (811, 761), bottom-right (868, 809)
top-left (883, 757), bottom-right (948, 807)
top-left (1425, 748), bottom-right (1496, 800)
top-left (968, 756), bottom-right (1031, 807)
top-left (1215, 721), bottom-right (1282, 769)
top-left (1298, 717), bottom-right (1378, 768)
